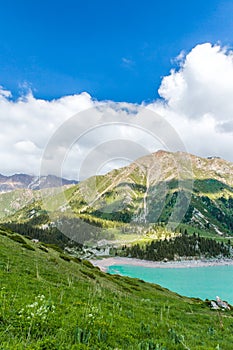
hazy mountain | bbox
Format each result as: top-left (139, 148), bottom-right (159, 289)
top-left (0, 173), bottom-right (78, 192)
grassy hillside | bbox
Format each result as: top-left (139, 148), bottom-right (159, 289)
top-left (1, 227), bottom-right (233, 349)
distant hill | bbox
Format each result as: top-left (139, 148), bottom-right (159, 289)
top-left (0, 173), bottom-right (78, 192)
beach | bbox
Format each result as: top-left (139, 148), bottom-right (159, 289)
top-left (90, 256), bottom-right (233, 272)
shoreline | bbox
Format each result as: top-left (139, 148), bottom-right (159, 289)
top-left (90, 256), bottom-right (233, 272)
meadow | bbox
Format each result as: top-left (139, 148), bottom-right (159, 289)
top-left (1, 227), bottom-right (233, 349)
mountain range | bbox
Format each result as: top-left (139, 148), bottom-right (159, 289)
top-left (65, 150), bottom-right (233, 235)
top-left (1, 151), bottom-right (233, 245)
top-left (0, 173), bottom-right (77, 192)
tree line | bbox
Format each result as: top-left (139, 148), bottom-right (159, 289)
top-left (121, 233), bottom-right (232, 261)
top-left (4, 222), bottom-right (82, 249)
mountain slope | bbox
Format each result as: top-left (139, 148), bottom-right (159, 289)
top-left (1, 227), bottom-right (233, 349)
top-left (2, 151), bottom-right (233, 245)
top-left (67, 151), bottom-right (233, 235)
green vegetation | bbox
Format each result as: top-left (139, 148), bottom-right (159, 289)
top-left (1, 152), bottom-right (233, 248)
top-left (1, 151), bottom-right (233, 348)
top-left (3, 222), bottom-right (82, 249)
top-left (121, 233), bottom-right (232, 261)
top-left (1, 227), bottom-right (233, 349)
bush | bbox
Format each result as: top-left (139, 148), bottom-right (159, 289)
top-left (9, 234), bottom-right (27, 244)
top-left (22, 244), bottom-right (35, 251)
top-left (0, 226), bottom-right (14, 234)
top-left (82, 260), bottom-right (94, 269)
top-left (80, 269), bottom-right (96, 279)
top-left (39, 246), bottom-right (49, 253)
top-left (43, 243), bottom-right (63, 253)
top-left (0, 230), bottom-right (8, 236)
top-left (71, 256), bottom-right (82, 263)
top-left (60, 254), bottom-right (71, 262)
top-left (24, 235), bottom-right (32, 239)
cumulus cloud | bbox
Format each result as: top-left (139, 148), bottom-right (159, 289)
top-left (14, 140), bottom-right (38, 153)
top-left (1, 42), bottom-right (233, 179)
top-left (0, 88), bottom-right (165, 179)
top-left (42, 105), bottom-right (173, 180)
top-left (149, 42), bottom-right (233, 161)
top-left (0, 88), bottom-right (93, 176)
top-left (158, 43), bottom-right (233, 123)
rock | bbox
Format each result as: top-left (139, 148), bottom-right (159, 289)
top-left (210, 301), bottom-right (220, 310)
top-left (215, 296), bottom-right (231, 310)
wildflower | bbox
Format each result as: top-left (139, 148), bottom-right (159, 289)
top-left (18, 294), bottom-right (55, 324)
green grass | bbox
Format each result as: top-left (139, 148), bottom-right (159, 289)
top-left (1, 228), bottom-right (233, 349)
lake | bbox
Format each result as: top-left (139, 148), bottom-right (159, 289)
top-left (108, 264), bottom-right (233, 304)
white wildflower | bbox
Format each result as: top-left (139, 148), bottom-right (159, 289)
top-left (18, 294), bottom-right (55, 324)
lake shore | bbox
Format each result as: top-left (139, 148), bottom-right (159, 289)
top-left (90, 256), bottom-right (233, 272)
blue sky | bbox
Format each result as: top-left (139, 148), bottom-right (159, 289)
top-left (1, 0), bottom-right (233, 102)
top-left (1, 0), bottom-right (233, 177)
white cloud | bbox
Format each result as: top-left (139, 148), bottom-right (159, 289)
top-left (158, 43), bottom-right (233, 122)
top-left (0, 87), bottom-right (12, 99)
top-left (1, 42), bottom-right (233, 179)
top-left (14, 140), bottom-right (38, 152)
top-left (0, 88), bottom-right (93, 176)
top-left (0, 88), bottom-right (163, 179)
top-left (149, 42), bottom-right (233, 161)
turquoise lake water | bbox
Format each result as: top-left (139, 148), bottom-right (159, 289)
top-left (108, 264), bottom-right (233, 304)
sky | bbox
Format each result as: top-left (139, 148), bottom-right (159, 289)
top-left (0, 0), bottom-right (233, 178)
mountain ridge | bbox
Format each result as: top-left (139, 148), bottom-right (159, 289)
top-left (67, 150), bottom-right (233, 237)
top-left (1, 150), bottom-right (233, 244)
top-left (0, 173), bottom-right (78, 192)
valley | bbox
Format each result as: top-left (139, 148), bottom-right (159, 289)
top-left (1, 150), bottom-right (233, 348)
top-left (1, 151), bottom-right (232, 251)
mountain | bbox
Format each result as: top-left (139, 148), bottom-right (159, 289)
top-left (0, 173), bottom-right (78, 192)
top-left (1, 151), bottom-right (233, 244)
top-left (0, 174), bottom-right (78, 221)
top-left (66, 150), bottom-right (233, 235)
top-left (1, 226), bottom-right (233, 349)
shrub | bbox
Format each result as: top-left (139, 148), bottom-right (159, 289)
top-left (82, 260), bottom-right (94, 269)
top-left (71, 257), bottom-right (82, 263)
top-left (95, 270), bottom-right (105, 278)
top-left (24, 235), bottom-right (32, 239)
top-left (9, 234), bottom-right (27, 244)
top-left (0, 230), bottom-right (7, 236)
top-left (43, 243), bottom-right (63, 253)
top-left (21, 243), bottom-right (35, 251)
top-left (60, 254), bottom-right (71, 262)
top-left (80, 269), bottom-right (96, 279)
top-left (39, 246), bottom-right (49, 253)
top-left (0, 226), bottom-right (14, 234)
